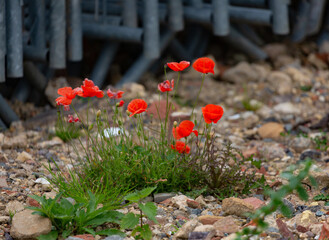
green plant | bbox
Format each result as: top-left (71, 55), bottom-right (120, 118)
top-left (27, 191), bottom-right (125, 239)
top-left (313, 193), bottom-right (329, 206)
top-left (8, 210), bottom-right (15, 223)
top-left (314, 193), bottom-right (329, 201)
top-left (300, 85), bottom-right (312, 91)
top-left (312, 133), bottom-right (328, 151)
top-left (235, 159), bottom-right (315, 240)
top-left (120, 187), bottom-right (157, 240)
top-left (189, 138), bottom-right (262, 197)
top-left (241, 98), bottom-right (262, 111)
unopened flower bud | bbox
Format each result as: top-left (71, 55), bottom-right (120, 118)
top-left (173, 121), bottom-right (178, 127)
top-left (96, 110), bottom-right (101, 118)
top-left (126, 110), bottom-right (130, 116)
top-left (117, 100), bottom-right (124, 107)
top-left (88, 124), bottom-right (94, 131)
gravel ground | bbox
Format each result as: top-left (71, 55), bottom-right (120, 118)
top-left (1, 42), bottom-right (329, 239)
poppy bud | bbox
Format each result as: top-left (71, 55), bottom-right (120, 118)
top-left (173, 121), bottom-right (178, 127)
top-left (126, 110), bottom-right (130, 116)
top-left (117, 100), bottom-right (124, 107)
top-left (118, 120), bottom-right (122, 125)
top-left (96, 110), bottom-right (101, 118)
top-left (88, 124), bottom-right (94, 131)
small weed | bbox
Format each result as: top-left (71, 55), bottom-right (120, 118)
top-left (8, 210), bottom-right (15, 223)
top-left (122, 187), bottom-right (157, 240)
top-left (313, 193), bottom-right (329, 201)
top-left (312, 133), bottom-right (328, 151)
top-left (190, 138), bottom-right (264, 197)
top-left (242, 98), bottom-right (262, 112)
top-left (27, 191), bottom-right (125, 239)
top-left (235, 159), bottom-right (315, 240)
top-left (300, 85), bottom-right (312, 92)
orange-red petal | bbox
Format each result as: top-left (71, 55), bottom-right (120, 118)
top-left (56, 96), bottom-right (72, 106)
top-left (167, 61), bottom-right (190, 72)
top-left (192, 57), bottom-right (215, 74)
top-left (202, 104), bottom-right (224, 124)
top-left (128, 99), bottom-right (148, 117)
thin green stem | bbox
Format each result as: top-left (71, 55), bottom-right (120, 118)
top-left (173, 71), bottom-right (180, 100)
top-left (191, 73), bottom-right (206, 118)
top-left (163, 91), bottom-right (169, 145)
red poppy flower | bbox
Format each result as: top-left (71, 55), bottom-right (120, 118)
top-left (192, 57), bottom-right (215, 74)
top-left (172, 120), bottom-right (198, 140)
top-left (79, 79), bottom-right (104, 98)
top-left (171, 141), bottom-right (190, 154)
top-left (118, 100), bottom-right (124, 107)
top-left (158, 79), bottom-right (174, 92)
top-left (202, 104), bottom-right (224, 124)
top-left (56, 87), bottom-right (80, 106)
top-left (127, 99), bottom-right (147, 117)
top-left (107, 88), bottom-right (124, 99)
top-left (167, 61), bottom-right (190, 71)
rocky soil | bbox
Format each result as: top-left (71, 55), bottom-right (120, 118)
top-left (2, 42), bottom-right (329, 239)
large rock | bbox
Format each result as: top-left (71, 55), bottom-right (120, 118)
top-left (10, 209), bottom-right (52, 239)
top-left (123, 83), bottom-right (146, 99)
top-left (173, 218), bottom-right (201, 239)
top-left (267, 71), bottom-right (292, 95)
top-left (284, 67), bottom-right (312, 86)
top-left (171, 195), bottom-right (191, 210)
top-left (290, 137), bottom-right (312, 153)
top-left (0, 176), bottom-right (8, 188)
top-left (154, 193), bottom-right (176, 203)
top-left (16, 151), bottom-right (33, 163)
top-left (263, 43), bottom-right (287, 60)
top-left (273, 102), bottom-right (301, 115)
top-left (258, 143), bottom-right (286, 160)
top-left (213, 216), bottom-right (240, 234)
top-left (2, 134), bottom-right (27, 149)
top-left (198, 215), bottom-right (224, 225)
top-left (5, 200), bottom-right (24, 215)
top-left (319, 223), bottom-right (329, 240)
top-left (258, 122), bottom-right (285, 139)
top-left (222, 197), bottom-right (255, 218)
top-left (294, 210), bottom-right (318, 228)
top-left (222, 62), bottom-right (259, 83)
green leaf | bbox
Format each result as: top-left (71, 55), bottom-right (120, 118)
top-left (280, 203), bottom-right (292, 218)
top-left (86, 190), bottom-right (97, 214)
top-left (96, 229), bottom-right (126, 237)
top-left (84, 210), bottom-right (124, 226)
top-left (296, 185), bottom-right (309, 201)
top-left (120, 213), bottom-right (139, 229)
top-left (37, 230), bottom-right (58, 240)
top-left (325, 201), bottom-right (329, 206)
top-left (140, 225), bottom-right (153, 240)
top-left (25, 206), bottom-right (42, 211)
top-left (82, 227), bottom-right (96, 236)
top-left (62, 229), bottom-right (72, 239)
top-left (251, 159), bottom-right (261, 169)
top-left (308, 175), bottom-right (318, 187)
top-left (138, 202), bottom-right (158, 223)
top-left (30, 211), bottom-right (47, 217)
top-left (124, 187), bottom-right (156, 203)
